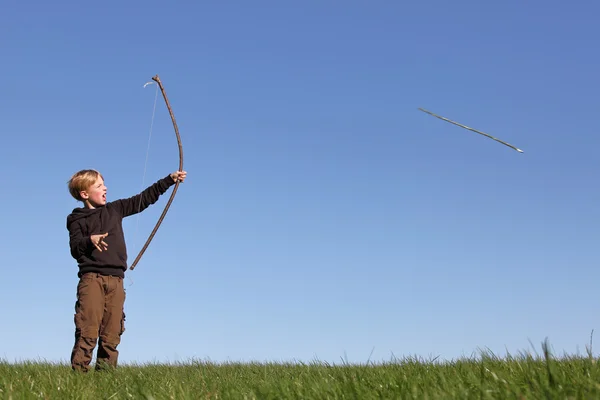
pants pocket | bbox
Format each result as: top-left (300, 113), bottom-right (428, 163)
top-left (73, 301), bottom-right (81, 334)
top-left (119, 312), bottom-right (126, 336)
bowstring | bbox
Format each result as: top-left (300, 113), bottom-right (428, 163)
top-left (128, 80), bottom-right (159, 286)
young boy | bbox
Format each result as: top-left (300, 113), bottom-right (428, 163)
top-left (66, 169), bottom-right (187, 372)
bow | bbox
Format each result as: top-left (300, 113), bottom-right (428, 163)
top-left (129, 74), bottom-right (184, 270)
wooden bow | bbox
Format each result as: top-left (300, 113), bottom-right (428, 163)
top-left (129, 75), bottom-right (184, 270)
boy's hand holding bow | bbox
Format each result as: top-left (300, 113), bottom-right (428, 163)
top-left (170, 171), bottom-right (187, 183)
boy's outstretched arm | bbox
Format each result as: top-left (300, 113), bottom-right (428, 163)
top-left (113, 171), bottom-right (187, 218)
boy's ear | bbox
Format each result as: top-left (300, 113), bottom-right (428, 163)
top-left (80, 190), bottom-right (89, 200)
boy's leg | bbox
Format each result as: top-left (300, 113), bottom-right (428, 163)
top-left (71, 273), bottom-right (104, 372)
top-left (96, 275), bottom-right (126, 370)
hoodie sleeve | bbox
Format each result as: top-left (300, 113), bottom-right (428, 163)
top-left (111, 175), bottom-right (176, 218)
top-left (68, 220), bottom-right (94, 259)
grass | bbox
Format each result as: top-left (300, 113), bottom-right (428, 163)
top-left (2, 339), bottom-right (600, 399)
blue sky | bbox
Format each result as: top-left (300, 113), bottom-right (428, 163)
top-left (1, 0), bottom-right (599, 365)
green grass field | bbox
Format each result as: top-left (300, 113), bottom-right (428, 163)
top-left (2, 341), bottom-right (599, 399)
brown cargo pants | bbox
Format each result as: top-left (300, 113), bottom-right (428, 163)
top-left (71, 272), bottom-right (126, 372)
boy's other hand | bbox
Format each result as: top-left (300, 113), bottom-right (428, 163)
top-left (91, 233), bottom-right (109, 252)
top-left (171, 170), bottom-right (187, 183)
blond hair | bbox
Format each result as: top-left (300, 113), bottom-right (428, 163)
top-left (68, 169), bottom-right (104, 201)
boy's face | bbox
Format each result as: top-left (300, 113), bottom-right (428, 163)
top-left (81, 176), bottom-right (107, 208)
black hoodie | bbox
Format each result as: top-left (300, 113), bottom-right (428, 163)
top-left (66, 175), bottom-right (176, 278)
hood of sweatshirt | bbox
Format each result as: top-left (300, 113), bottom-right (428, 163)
top-left (66, 206), bottom-right (104, 229)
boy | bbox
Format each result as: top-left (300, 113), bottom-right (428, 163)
top-left (66, 169), bottom-right (187, 372)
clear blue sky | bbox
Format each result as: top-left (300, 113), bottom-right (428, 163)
top-left (2, 0), bottom-right (599, 365)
